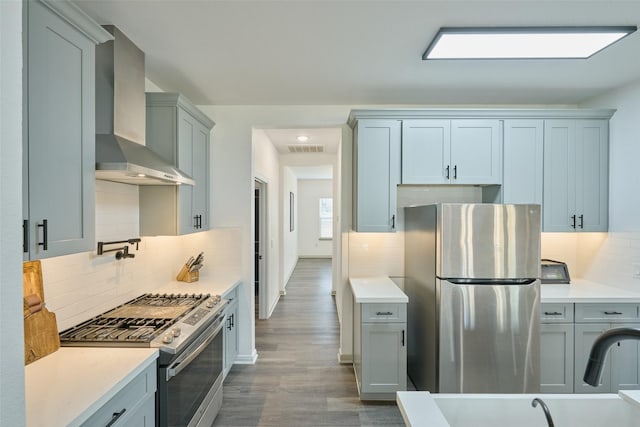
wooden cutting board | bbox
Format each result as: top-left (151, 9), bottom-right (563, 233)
top-left (23, 260), bottom-right (60, 365)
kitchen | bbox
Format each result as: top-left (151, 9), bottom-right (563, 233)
top-left (4, 0), bottom-right (640, 426)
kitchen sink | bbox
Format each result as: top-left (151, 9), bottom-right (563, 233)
top-left (397, 391), bottom-right (640, 427)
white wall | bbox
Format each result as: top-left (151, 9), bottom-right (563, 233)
top-left (298, 179), bottom-right (333, 257)
top-left (253, 129), bottom-right (281, 315)
top-left (0, 1), bottom-right (26, 424)
top-left (282, 167), bottom-right (298, 290)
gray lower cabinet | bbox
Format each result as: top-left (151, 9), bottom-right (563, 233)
top-left (223, 287), bottom-right (239, 378)
top-left (140, 93), bottom-right (214, 236)
top-left (540, 303), bottom-right (574, 393)
top-left (574, 303), bottom-right (640, 393)
top-left (24, 1), bottom-right (110, 259)
top-left (353, 302), bottom-right (406, 400)
top-left (81, 361), bottom-right (156, 426)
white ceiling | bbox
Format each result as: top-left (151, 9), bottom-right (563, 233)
top-left (288, 165), bottom-right (334, 180)
top-left (74, 0), bottom-right (640, 106)
top-left (263, 128), bottom-right (341, 154)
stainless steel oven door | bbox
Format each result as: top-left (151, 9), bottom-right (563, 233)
top-left (159, 314), bottom-right (225, 427)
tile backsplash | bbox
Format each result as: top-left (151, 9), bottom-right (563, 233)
top-left (41, 180), bottom-right (240, 331)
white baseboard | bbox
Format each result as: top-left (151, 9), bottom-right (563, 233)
top-left (338, 349), bottom-right (353, 364)
top-left (268, 294), bottom-right (280, 317)
top-left (298, 255), bottom-right (332, 259)
top-left (235, 349), bottom-right (258, 364)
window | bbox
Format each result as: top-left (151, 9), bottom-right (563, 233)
top-left (319, 198), bottom-right (333, 239)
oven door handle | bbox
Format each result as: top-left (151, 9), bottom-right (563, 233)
top-left (166, 316), bottom-right (225, 381)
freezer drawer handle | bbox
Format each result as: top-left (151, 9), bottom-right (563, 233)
top-left (376, 311), bottom-right (393, 316)
top-left (604, 311), bottom-right (623, 315)
top-left (106, 409), bottom-right (126, 427)
top-left (544, 311), bottom-right (563, 316)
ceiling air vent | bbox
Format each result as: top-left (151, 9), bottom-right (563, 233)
top-left (287, 144), bottom-right (325, 153)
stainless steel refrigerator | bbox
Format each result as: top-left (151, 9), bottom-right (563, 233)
top-left (404, 203), bottom-right (541, 393)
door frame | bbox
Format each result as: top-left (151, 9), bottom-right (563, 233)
top-left (254, 178), bottom-right (268, 320)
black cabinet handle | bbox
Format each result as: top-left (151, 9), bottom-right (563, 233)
top-left (571, 215), bottom-right (576, 229)
top-left (391, 214), bottom-right (396, 230)
top-left (37, 219), bottom-right (48, 250)
top-left (445, 165), bottom-right (450, 179)
top-left (23, 219), bottom-right (29, 253)
top-left (376, 311), bottom-right (393, 316)
top-left (199, 215), bottom-right (203, 228)
top-left (226, 317), bottom-right (232, 331)
top-left (604, 311), bottom-right (623, 315)
top-left (106, 409), bottom-right (126, 427)
top-left (544, 311), bottom-right (563, 316)
top-left (402, 330), bottom-right (405, 347)
top-left (579, 214), bottom-right (584, 229)
top-left (453, 165), bottom-right (457, 179)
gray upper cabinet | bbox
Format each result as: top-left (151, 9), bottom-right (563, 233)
top-left (140, 93), bottom-right (214, 236)
top-left (353, 119), bottom-right (401, 232)
top-left (502, 120), bottom-right (544, 205)
top-left (402, 119), bottom-right (501, 185)
top-left (24, 1), bottom-right (111, 259)
top-left (543, 120), bottom-right (608, 232)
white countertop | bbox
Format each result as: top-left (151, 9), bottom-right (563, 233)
top-left (350, 277), bottom-right (408, 303)
top-left (25, 347), bottom-right (158, 427)
top-left (541, 279), bottom-right (640, 303)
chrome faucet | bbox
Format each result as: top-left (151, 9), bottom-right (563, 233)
top-left (583, 327), bottom-right (640, 386)
top-left (532, 398), bottom-right (555, 427)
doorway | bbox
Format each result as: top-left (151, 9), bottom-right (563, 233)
top-left (254, 179), bottom-right (267, 319)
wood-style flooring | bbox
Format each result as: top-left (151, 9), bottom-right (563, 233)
top-left (213, 258), bottom-right (406, 427)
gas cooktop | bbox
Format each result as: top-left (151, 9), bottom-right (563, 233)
top-left (59, 293), bottom-right (226, 352)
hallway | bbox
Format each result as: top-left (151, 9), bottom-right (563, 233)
top-left (213, 258), bottom-right (405, 426)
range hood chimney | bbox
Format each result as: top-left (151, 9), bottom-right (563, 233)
top-left (95, 26), bottom-right (194, 186)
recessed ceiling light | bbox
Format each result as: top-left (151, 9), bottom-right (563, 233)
top-left (423, 26), bottom-right (637, 60)
top-left (297, 135), bottom-right (309, 142)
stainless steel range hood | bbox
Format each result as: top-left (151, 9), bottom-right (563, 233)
top-left (95, 26), bottom-right (194, 186)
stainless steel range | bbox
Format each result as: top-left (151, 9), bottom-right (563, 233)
top-left (60, 292), bottom-right (228, 427)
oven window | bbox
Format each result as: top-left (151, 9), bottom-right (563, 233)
top-left (167, 330), bottom-right (223, 426)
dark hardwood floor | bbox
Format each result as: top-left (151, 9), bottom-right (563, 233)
top-left (213, 258), bottom-right (406, 427)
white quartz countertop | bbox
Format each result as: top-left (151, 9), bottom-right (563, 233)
top-left (25, 347), bottom-right (158, 427)
top-left (350, 277), bottom-right (408, 303)
top-left (541, 279), bottom-right (640, 303)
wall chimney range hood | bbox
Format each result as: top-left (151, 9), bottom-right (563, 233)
top-left (94, 26), bottom-right (194, 186)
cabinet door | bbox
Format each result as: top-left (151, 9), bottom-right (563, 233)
top-left (540, 323), bottom-right (574, 393)
top-left (354, 120), bottom-right (401, 232)
top-left (192, 121), bottom-right (210, 231)
top-left (361, 323), bottom-right (406, 394)
top-left (610, 323), bottom-right (640, 392)
top-left (26, 1), bottom-right (95, 259)
top-left (177, 109), bottom-right (197, 234)
top-left (543, 120), bottom-right (577, 232)
top-left (401, 120), bottom-right (450, 184)
top-left (503, 120), bottom-right (543, 205)
top-left (223, 301), bottom-right (238, 378)
top-left (450, 120), bottom-right (501, 184)
top-left (574, 323), bottom-right (611, 393)
top-left (575, 120), bottom-right (608, 232)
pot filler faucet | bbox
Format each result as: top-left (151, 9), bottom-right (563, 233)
top-left (583, 327), bottom-right (640, 386)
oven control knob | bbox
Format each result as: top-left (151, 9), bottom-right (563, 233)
top-left (172, 327), bottom-right (181, 337)
top-left (206, 299), bottom-right (215, 308)
top-left (162, 334), bottom-right (174, 344)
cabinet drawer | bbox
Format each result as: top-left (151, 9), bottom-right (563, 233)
top-left (575, 303), bottom-right (640, 323)
top-left (541, 303), bottom-right (574, 323)
top-left (81, 362), bottom-right (157, 427)
top-left (361, 303), bottom-right (407, 323)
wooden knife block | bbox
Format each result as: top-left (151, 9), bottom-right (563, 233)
top-left (176, 263), bottom-right (199, 283)
top-left (23, 260), bottom-right (60, 365)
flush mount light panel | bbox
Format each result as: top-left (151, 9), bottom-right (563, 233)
top-left (423, 26), bottom-right (637, 60)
